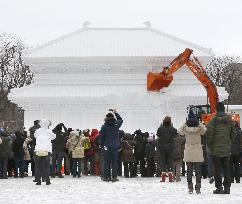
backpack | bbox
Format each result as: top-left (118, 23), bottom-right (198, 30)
top-left (82, 138), bottom-right (91, 150)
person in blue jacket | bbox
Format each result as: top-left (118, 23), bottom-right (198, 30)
top-left (99, 109), bottom-right (123, 182)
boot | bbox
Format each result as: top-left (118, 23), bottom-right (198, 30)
top-left (160, 172), bottom-right (167, 182)
top-left (46, 181), bottom-right (51, 185)
top-left (46, 177), bottom-right (51, 185)
top-left (168, 172), bottom-right (174, 182)
top-left (213, 187), bottom-right (223, 194)
top-left (36, 181), bottom-right (41, 185)
top-left (209, 176), bottom-right (214, 184)
top-left (58, 173), bottom-right (64, 178)
top-left (188, 183), bottom-right (193, 194)
top-left (112, 177), bottom-right (119, 182)
top-left (195, 183), bottom-right (201, 194)
top-left (102, 177), bottom-right (109, 182)
top-left (223, 187), bottom-right (230, 194)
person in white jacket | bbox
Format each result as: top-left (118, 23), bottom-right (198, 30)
top-left (34, 119), bottom-right (56, 185)
top-left (178, 113), bottom-right (206, 194)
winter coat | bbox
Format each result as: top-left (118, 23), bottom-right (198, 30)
top-left (121, 133), bottom-right (135, 162)
top-left (157, 125), bottom-right (177, 151)
top-left (154, 138), bottom-right (160, 162)
top-left (0, 136), bottom-right (12, 159)
top-left (84, 130), bottom-right (98, 157)
top-left (145, 141), bottom-right (156, 159)
top-left (29, 124), bottom-right (40, 145)
top-left (66, 132), bottom-right (85, 159)
top-left (99, 113), bottom-right (123, 149)
top-left (231, 127), bottom-right (242, 156)
top-left (172, 135), bottom-right (186, 161)
top-left (23, 137), bottom-right (32, 161)
top-left (178, 120), bottom-right (206, 162)
top-left (134, 135), bottom-right (145, 156)
top-left (206, 112), bottom-right (235, 157)
top-left (12, 132), bottom-right (25, 159)
top-left (52, 126), bottom-right (67, 153)
top-left (34, 119), bottom-right (56, 153)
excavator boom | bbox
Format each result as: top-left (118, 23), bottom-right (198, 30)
top-left (147, 48), bottom-right (219, 113)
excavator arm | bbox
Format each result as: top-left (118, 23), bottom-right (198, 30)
top-left (147, 48), bottom-right (219, 113)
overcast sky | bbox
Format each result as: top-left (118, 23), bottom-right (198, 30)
top-left (0, 0), bottom-right (241, 56)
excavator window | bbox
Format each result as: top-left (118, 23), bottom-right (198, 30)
top-left (187, 105), bottom-right (211, 122)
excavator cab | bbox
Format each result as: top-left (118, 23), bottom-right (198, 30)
top-left (187, 104), bottom-right (240, 124)
top-left (187, 105), bottom-right (211, 123)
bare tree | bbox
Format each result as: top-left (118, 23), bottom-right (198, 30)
top-left (206, 56), bottom-right (242, 104)
top-left (0, 33), bottom-right (33, 130)
top-left (223, 63), bottom-right (242, 104)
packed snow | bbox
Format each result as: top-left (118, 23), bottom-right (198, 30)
top-left (0, 176), bottom-right (242, 204)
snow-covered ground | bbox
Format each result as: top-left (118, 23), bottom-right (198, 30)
top-left (0, 176), bottom-right (241, 204)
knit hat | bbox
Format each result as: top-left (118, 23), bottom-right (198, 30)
top-left (69, 130), bottom-right (79, 138)
top-left (216, 102), bottom-right (225, 112)
top-left (188, 109), bottom-right (198, 121)
top-left (147, 136), bottom-right (154, 142)
top-left (106, 112), bottom-right (114, 118)
top-left (83, 129), bottom-right (90, 134)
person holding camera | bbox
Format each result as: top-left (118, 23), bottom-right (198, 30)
top-left (51, 123), bottom-right (67, 178)
top-left (99, 109), bottom-right (123, 182)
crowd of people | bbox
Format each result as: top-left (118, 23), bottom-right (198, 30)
top-left (0, 103), bottom-right (242, 195)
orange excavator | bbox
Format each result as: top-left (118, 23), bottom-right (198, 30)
top-left (147, 48), bottom-right (240, 123)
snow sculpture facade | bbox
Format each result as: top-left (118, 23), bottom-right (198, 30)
top-left (8, 25), bottom-right (228, 132)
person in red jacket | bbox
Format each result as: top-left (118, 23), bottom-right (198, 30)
top-left (90, 129), bottom-right (100, 175)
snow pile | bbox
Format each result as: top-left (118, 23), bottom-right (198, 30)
top-left (0, 176), bottom-right (241, 204)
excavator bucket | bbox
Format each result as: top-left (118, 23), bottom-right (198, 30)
top-left (147, 72), bottom-right (173, 91)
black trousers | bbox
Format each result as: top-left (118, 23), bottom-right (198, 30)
top-left (104, 147), bottom-right (119, 179)
top-left (123, 162), bottom-right (134, 177)
top-left (146, 158), bottom-right (155, 177)
top-left (230, 155), bottom-right (240, 182)
top-left (212, 156), bottom-right (231, 189)
top-left (0, 158), bottom-right (8, 178)
top-left (35, 154), bottom-right (50, 183)
top-left (186, 162), bottom-right (202, 184)
top-left (159, 148), bottom-right (173, 172)
top-left (83, 155), bottom-right (95, 175)
top-left (133, 154), bottom-right (145, 177)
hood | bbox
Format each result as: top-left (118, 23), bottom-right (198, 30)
top-left (39, 119), bottom-right (51, 129)
top-left (184, 125), bottom-right (201, 133)
top-left (104, 117), bottom-right (116, 126)
top-left (186, 118), bottom-right (199, 127)
top-left (69, 130), bottom-right (79, 138)
top-left (91, 129), bottom-right (98, 136)
top-left (214, 112), bottom-right (231, 125)
top-left (123, 133), bottom-right (133, 140)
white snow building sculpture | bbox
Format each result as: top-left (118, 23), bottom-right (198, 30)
top-left (8, 23), bottom-right (228, 132)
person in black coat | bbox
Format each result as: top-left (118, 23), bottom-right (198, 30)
top-left (133, 129), bottom-right (146, 177)
top-left (230, 121), bottom-right (242, 183)
top-left (12, 131), bottom-right (26, 178)
top-left (157, 116), bottom-right (177, 182)
top-left (51, 123), bottom-right (68, 178)
top-left (99, 109), bottom-right (123, 182)
top-left (29, 120), bottom-right (40, 176)
top-left (0, 130), bottom-right (12, 179)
